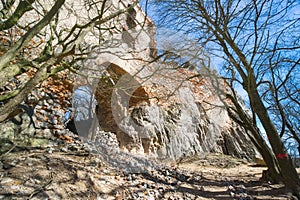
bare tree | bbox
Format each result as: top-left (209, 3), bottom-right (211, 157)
top-left (150, 0), bottom-right (300, 196)
top-left (0, 0), bottom-right (138, 122)
top-left (263, 52), bottom-right (300, 157)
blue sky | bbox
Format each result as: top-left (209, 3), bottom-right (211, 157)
top-left (138, 0), bottom-right (300, 157)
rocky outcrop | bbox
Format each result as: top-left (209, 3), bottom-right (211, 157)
top-left (96, 74), bottom-right (257, 160)
top-left (0, 0), bottom-right (258, 161)
top-left (126, 104), bottom-right (256, 160)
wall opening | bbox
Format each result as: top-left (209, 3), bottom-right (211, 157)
top-left (95, 63), bottom-right (150, 148)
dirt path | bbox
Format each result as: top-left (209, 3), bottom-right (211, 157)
top-left (0, 147), bottom-right (298, 200)
top-left (176, 154), bottom-right (297, 200)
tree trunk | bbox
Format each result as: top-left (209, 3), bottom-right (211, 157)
top-left (226, 94), bottom-right (282, 183)
top-left (249, 78), bottom-right (300, 197)
top-left (247, 127), bottom-right (283, 183)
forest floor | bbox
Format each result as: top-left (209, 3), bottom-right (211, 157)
top-left (0, 143), bottom-right (299, 200)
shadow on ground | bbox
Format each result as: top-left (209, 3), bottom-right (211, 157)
top-left (0, 148), bottom-right (294, 200)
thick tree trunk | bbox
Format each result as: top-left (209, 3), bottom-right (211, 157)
top-left (249, 78), bottom-right (300, 197)
top-left (226, 94), bottom-right (282, 183)
top-left (247, 127), bottom-right (283, 183)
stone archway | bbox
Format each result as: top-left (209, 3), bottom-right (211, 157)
top-left (95, 63), bottom-right (150, 149)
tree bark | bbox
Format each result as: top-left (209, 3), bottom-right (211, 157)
top-left (0, 0), bottom-right (36, 31)
top-left (226, 93), bottom-right (282, 183)
top-left (0, 0), bottom-right (65, 71)
top-left (249, 74), bottom-right (300, 197)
